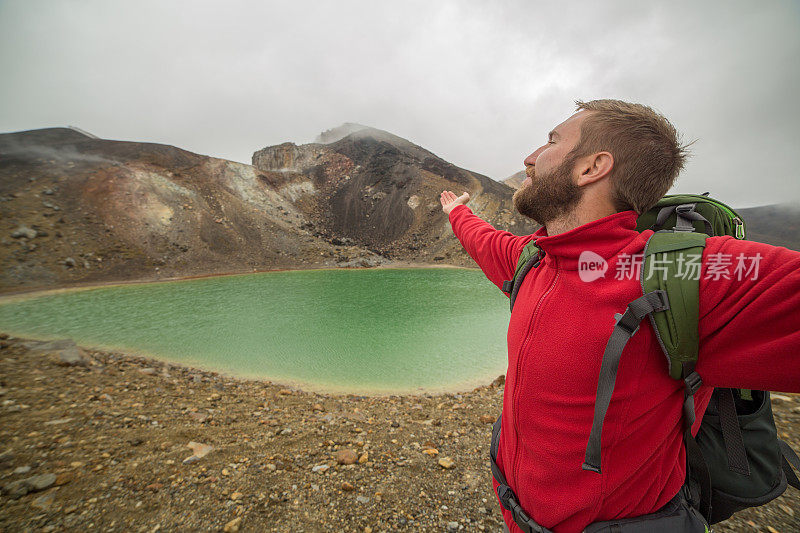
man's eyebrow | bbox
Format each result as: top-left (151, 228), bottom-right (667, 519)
top-left (548, 130), bottom-right (560, 141)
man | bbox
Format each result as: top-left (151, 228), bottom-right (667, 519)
top-left (439, 99), bottom-right (800, 532)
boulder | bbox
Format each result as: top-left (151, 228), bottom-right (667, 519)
top-left (56, 346), bottom-right (91, 367)
top-left (25, 338), bottom-right (76, 353)
top-left (335, 449), bottom-right (359, 465)
top-left (2, 473), bottom-right (56, 499)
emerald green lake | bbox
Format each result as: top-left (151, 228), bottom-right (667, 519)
top-left (0, 269), bottom-right (510, 394)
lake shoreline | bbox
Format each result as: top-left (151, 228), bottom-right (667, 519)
top-left (0, 262), bottom-right (476, 303)
top-left (1, 334), bottom-right (797, 532)
top-left (0, 328), bottom-right (504, 398)
top-left (0, 267), bottom-right (509, 395)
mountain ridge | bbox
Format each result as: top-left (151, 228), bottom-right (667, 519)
top-left (0, 126), bottom-right (531, 294)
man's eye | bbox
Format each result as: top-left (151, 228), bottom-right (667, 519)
top-left (547, 140), bottom-right (556, 145)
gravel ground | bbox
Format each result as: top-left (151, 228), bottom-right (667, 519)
top-left (0, 334), bottom-right (797, 532)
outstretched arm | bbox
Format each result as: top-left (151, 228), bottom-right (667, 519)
top-left (440, 190), bottom-right (535, 291)
top-left (697, 236), bottom-right (800, 393)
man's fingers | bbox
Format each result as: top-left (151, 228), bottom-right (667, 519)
top-left (440, 190), bottom-right (468, 207)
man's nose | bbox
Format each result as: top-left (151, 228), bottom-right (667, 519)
top-left (524, 145), bottom-right (544, 166)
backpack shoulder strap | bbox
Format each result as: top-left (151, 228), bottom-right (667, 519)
top-left (501, 240), bottom-right (542, 312)
top-left (642, 230), bottom-right (717, 519)
top-left (641, 231), bottom-right (707, 379)
top-left (582, 231), bottom-right (707, 475)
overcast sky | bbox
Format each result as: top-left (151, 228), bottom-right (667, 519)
top-left (1, 0), bottom-right (798, 207)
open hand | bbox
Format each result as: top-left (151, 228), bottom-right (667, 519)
top-left (440, 190), bottom-right (470, 215)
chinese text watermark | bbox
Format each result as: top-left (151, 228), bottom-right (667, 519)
top-left (578, 251), bottom-right (762, 282)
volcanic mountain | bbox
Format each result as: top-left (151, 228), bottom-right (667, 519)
top-left (0, 126), bottom-right (535, 294)
top-left (252, 124), bottom-right (538, 259)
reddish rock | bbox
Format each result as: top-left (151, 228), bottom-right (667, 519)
top-left (336, 449), bottom-right (359, 465)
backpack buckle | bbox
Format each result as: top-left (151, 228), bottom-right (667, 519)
top-left (496, 483), bottom-right (516, 511)
top-left (684, 371), bottom-right (703, 396)
top-left (614, 311), bottom-right (640, 337)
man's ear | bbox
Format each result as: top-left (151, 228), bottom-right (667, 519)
top-left (576, 152), bottom-right (613, 187)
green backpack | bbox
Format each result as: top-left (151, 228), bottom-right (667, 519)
top-left (494, 193), bottom-right (800, 525)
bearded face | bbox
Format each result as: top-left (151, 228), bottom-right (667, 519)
top-left (512, 155), bottom-right (584, 226)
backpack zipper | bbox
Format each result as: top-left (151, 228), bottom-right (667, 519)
top-left (661, 194), bottom-right (746, 239)
top-left (663, 194), bottom-right (739, 219)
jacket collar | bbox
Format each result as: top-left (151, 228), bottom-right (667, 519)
top-left (532, 210), bottom-right (649, 271)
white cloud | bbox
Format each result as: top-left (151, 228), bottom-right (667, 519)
top-left (1, 0), bottom-right (798, 207)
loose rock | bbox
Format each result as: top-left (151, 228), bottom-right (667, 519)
top-left (336, 449), bottom-right (359, 465)
top-left (2, 473), bottom-right (56, 498)
top-left (56, 346), bottom-right (91, 367)
top-left (189, 411), bottom-right (209, 423)
top-left (223, 517), bottom-right (242, 532)
top-left (183, 441), bottom-right (213, 463)
top-left (32, 492), bottom-right (55, 510)
top-left (25, 473), bottom-right (56, 491)
top-left (28, 338), bottom-right (76, 353)
top-left (44, 417), bottom-right (73, 426)
top-left (438, 457), bottom-right (455, 469)
top-left (11, 225), bottom-right (37, 239)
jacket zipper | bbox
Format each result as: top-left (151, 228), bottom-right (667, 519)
top-left (510, 254), bottom-right (558, 493)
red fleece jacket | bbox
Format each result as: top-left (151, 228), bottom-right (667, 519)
top-left (448, 204), bottom-right (800, 533)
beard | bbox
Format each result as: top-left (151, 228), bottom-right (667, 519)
top-left (512, 157), bottom-right (584, 226)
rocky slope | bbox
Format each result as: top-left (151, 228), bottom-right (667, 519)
top-left (0, 130), bottom-right (365, 294)
top-left (252, 124), bottom-right (538, 262)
